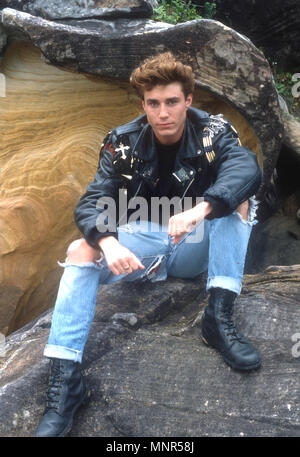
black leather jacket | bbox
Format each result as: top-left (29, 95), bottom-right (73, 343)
top-left (74, 107), bottom-right (262, 249)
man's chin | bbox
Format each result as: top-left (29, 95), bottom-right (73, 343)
top-left (155, 129), bottom-right (180, 144)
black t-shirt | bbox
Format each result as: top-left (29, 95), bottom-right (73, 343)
top-left (155, 138), bottom-right (181, 198)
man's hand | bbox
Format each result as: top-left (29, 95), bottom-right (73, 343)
top-left (98, 236), bottom-right (145, 276)
top-left (168, 201), bottom-right (213, 244)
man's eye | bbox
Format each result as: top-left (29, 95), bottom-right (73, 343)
top-left (149, 101), bottom-right (158, 107)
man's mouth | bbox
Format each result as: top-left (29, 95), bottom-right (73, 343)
top-left (158, 123), bottom-right (173, 128)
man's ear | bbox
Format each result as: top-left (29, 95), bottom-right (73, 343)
top-left (185, 93), bottom-right (193, 109)
top-left (141, 98), bottom-right (145, 111)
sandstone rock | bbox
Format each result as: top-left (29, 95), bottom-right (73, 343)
top-left (0, 268), bottom-right (299, 437)
top-left (1, 8), bottom-right (283, 192)
top-left (0, 41), bottom-right (142, 334)
top-left (0, 8), bottom-right (283, 334)
top-left (0, 0), bottom-right (155, 20)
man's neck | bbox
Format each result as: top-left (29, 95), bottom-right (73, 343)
top-left (155, 137), bottom-right (181, 150)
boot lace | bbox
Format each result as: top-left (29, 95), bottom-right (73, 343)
top-left (222, 307), bottom-right (245, 343)
top-left (45, 361), bottom-right (64, 413)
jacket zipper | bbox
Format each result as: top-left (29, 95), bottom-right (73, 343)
top-left (179, 177), bottom-right (195, 211)
top-left (117, 179), bottom-right (143, 227)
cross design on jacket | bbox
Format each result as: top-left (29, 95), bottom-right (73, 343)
top-left (115, 143), bottom-right (130, 159)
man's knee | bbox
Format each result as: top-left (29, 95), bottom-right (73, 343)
top-left (66, 238), bottom-right (101, 264)
top-left (236, 200), bottom-right (249, 222)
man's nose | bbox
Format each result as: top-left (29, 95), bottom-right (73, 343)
top-left (158, 104), bottom-right (168, 118)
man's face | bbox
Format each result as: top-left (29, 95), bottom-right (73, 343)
top-left (142, 82), bottom-right (193, 145)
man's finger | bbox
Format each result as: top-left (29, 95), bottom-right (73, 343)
top-left (173, 234), bottom-right (183, 244)
top-left (132, 254), bottom-right (145, 270)
top-left (120, 254), bottom-right (145, 273)
top-left (108, 262), bottom-right (123, 276)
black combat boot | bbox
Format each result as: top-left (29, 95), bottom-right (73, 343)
top-left (201, 287), bottom-right (261, 371)
top-left (34, 358), bottom-right (89, 437)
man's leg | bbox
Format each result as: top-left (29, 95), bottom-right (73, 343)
top-left (35, 222), bottom-right (170, 437)
top-left (45, 223), bottom-right (170, 362)
top-left (166, 217), bottom-right (210, 278)
top-left (206, 199), bottom-right (254, 294)
top-left (202, 197), bottom-right (261, 371)
top-left (166, 197), bottom-right (261, 371)
top-left (35, 239), bottom-right (103, 437)
top-left (44, 239), bottom-right (103, 363)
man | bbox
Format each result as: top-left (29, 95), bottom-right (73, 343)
top-left (35, 52), bottom-right (262, 437)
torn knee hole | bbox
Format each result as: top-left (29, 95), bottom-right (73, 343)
top-left (66, 238), bottom-right (84, 255)
top-left (66, 254), bottom-right (101, 265)
top-left (237, 200), bottom-right (249, 222)
top-left (65, 238), bottom-right (102, 264)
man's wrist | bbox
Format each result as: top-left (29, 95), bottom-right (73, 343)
top-left (193, 200), bottom-right (213, 221)
top-left (98, 235), bottom-right (120, 253)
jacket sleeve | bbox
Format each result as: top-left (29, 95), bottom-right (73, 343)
top-left (74, 132), bottom-right (123, 249)
top-left (203, 121), bottom-right (262, 219)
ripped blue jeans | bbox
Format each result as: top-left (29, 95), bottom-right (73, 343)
top-left (44, 197), bottom-right (258, 363)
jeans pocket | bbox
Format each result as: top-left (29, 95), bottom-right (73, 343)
top-left (135, 254), bottom-right (167, 282)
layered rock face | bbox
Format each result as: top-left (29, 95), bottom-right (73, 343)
top-left (0, 41), bottom-right (142, 334)
top-left (0, 40), bottom-right (262, 335)
top-left (0, 4), bottom-right (283, 335)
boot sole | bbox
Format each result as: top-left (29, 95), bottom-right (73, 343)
top-left (201, 336), bottom-right (261, 372)
top-left (57, 389), bottom-right (91, 437)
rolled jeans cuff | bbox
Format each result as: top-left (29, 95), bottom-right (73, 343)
top-left (44, 344), bottom-right (83, 363)
top-left (207, 276), bottom-right (242, 295)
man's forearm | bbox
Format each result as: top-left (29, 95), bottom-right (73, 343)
top-left (191, 200), bottom-right (213, 222)
top-left (168, 200), bottom-right (213, 244)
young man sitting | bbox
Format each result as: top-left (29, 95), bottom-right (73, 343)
top-left (35, 52), bottom-right (262, 437)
